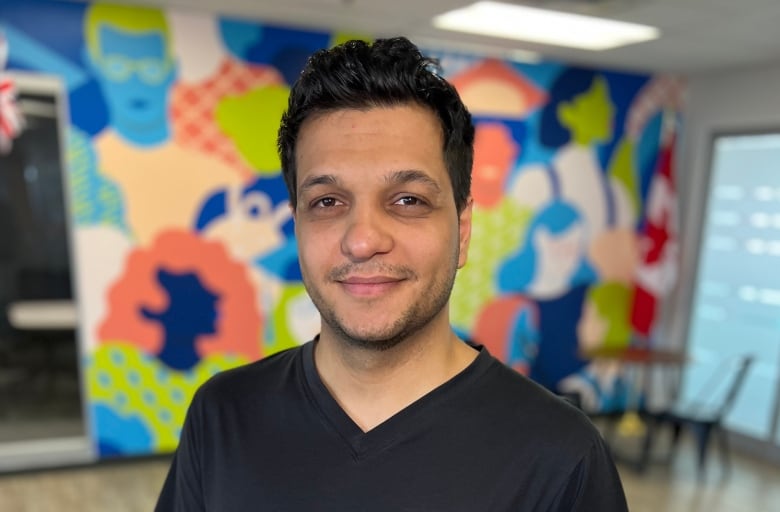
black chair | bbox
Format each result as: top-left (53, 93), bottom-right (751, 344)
top-left (643, 354), bottom-right (754, 479)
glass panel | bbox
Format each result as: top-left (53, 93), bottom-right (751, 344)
top-left (681, 132), bottom-right (780, 440)
top-left (0, 72), bottom-right (91, 470)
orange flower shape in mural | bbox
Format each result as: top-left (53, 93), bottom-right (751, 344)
top-left (98, 230), bottom-right (263, 367)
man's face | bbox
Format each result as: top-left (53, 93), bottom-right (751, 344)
top-left (293, 105), bottom-right (472, 350)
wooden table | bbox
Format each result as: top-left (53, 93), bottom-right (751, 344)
top-left (580, 345), bottom-right (687, 472)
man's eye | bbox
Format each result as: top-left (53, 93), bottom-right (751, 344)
top-left (396, 196), bottom-right (422, 206)
top-left (315, 197), bottom-right (339, 208)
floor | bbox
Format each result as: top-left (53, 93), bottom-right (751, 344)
top-left (0, 435), bottom-right (778, 511)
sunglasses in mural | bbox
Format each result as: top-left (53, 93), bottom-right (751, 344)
top-left (93, 54), bottom-right (174, 85)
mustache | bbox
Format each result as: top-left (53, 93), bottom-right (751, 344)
top-left (328, 263), bottom-right (417, 282)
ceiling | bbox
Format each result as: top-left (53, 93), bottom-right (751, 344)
top-left (71, 0), bottom-right (780, 74)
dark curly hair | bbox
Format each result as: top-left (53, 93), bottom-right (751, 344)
top-left (277, 37), bottom-right (474, 212)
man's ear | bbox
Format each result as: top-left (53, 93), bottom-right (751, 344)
top-left (457, 196), bottom-right (474, 269)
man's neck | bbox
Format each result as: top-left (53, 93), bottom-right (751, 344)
top-left (313, 321), bottom-right (478, 433)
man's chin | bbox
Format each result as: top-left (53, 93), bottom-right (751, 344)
top-left (333, 324), bottom-right (409, 352)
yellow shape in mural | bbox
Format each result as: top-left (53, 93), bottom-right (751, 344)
top-left (558, 76), bottom-right (613, 147)
top-left (577, 282), bottom-right (633, 351)
top-left (330, 32), bottom-right (372, 47)
top-left (451, 197), bottom-right (532, 330)
top-left (216, 84), bottom-right (291, 174)
top-left (607, 137), bottom-right (640, 217)
top-left (89, 342), bottom-right (248, 452)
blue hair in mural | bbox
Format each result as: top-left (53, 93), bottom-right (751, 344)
top-left (498, 199), bottom-right (596, 298)
top-left (141, 269), bottom-right (220, 372)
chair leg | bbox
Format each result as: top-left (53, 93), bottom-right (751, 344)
top-left (715, 424), bottom-right (731, 478)
top-left (664, 419), bottom-right (683, 464)
top-left (637, 415), bottom-right (657, 473)
top-left (693, 423), bottom-right (713, 480)
top-left (670, 420), bottom-right (682, 448)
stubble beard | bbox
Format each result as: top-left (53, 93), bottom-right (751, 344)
top-left (302, 250), bottom-right (460, 353)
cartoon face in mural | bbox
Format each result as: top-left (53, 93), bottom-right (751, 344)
top-left (85, 4), bottom-right (176, 145)
top-left (196, 174), bottom-right (297, 277)
top-left (471, 121), bottom-right (520, 208)
top-left (498, 200), bottom-right (595, 300)
top-left (141, 269), bottom-right (220, 372)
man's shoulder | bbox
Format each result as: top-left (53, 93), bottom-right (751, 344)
top-left (196, 344), bottom-right (305, 402)
top-left (475, 357), bottom-right (602, 450)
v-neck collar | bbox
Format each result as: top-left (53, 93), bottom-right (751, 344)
top-left (300, 338), bottom-right (493, 459)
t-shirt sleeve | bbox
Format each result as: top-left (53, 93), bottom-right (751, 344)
top-left (548, 436), bottom-right (629, 512)
top-left (155, 389), bottom-right (206, 512)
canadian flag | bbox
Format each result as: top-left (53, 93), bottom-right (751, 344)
top-left (630, 114), bottom-right (679, 337)
top-left (0, 30), bottom-right (25, 155)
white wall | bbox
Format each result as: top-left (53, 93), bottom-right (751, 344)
top-left (666, 62), bottom-right (780, 346)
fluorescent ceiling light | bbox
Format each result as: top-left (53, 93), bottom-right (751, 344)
top-left (432, 1), bottom-right (660, 51)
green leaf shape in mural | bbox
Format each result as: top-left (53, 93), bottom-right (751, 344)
top-left (557, 76), bottom-right (614, 147)
top-left (215, 84), bottom-right (291, 174)
top-left (67, 127), bottom-right (127, 230)
top-left (607, 137), bottom-right (640, 220)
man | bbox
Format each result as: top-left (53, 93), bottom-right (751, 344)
top-left (156, 37), bottom-right (628, 511)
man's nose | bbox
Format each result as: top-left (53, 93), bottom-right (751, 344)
top-left (340, 205), bottom-right (394, 262)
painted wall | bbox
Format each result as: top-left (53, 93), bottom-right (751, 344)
top-left (0, 0), bottom-right (682, 457)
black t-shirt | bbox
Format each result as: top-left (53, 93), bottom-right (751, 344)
top-left (156, 341), bottom-right (628, 511)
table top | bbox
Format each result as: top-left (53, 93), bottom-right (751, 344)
top-left (581, 345), bottom-right (687, 365)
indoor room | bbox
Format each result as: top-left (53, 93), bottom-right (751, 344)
top-left (1, 0), bottom-right (779, 510)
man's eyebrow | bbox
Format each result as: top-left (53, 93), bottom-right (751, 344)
top-left (386, 170), bottom-right (442, 193)
top-left (298, 174), bottom-right (339, 194)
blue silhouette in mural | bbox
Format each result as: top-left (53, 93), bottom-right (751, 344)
top-left (219, 19), bottom-right (329, 85)
top-left (84, 6), bottom-right (177, 146)
top-left (92, 403), bottom-right (152, 457)
top-left (218, 17), bottom-right (264, 59)
top-left (506, 307), bottom-right (539, 371)
top-left (498, 200), bottom-right (597, 390)
top-left (540, 68), bottom-right (600, 149)
top-left (499, 200), bottom-right (596, 299)
top-left (141, 269), bottom-right (219, 372)
top-left (195, 173), bottom-right (301, 281)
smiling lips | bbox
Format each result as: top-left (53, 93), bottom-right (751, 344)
top-left (338, 275), bottom-right (406, 297)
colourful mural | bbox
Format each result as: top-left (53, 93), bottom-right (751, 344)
top-left (0, 0), bottom-right (682, 457)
